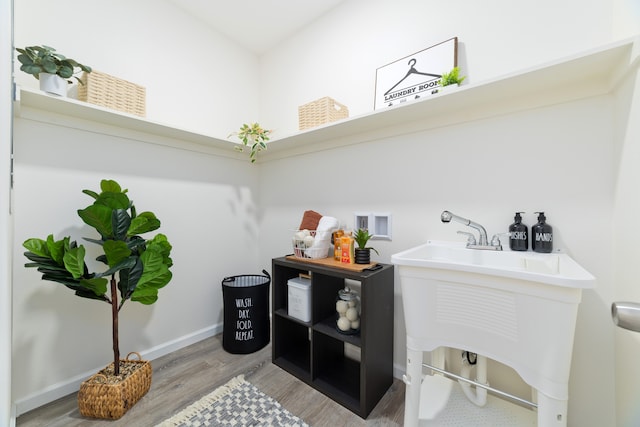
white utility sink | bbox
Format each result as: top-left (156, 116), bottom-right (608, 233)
top-left (391, 240), bottom-right (596, 288)
top-left (392, 240), bottom-right (595, 427)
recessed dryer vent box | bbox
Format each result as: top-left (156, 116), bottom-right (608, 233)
top-left (353, 212), bottom-right (392, 240)
top-left (373, 213), bottom-right (392, 240)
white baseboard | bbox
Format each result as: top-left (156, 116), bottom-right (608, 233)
top-left (14, 323), bottom-right (222, 417)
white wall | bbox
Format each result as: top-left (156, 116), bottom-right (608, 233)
top-left (256, 1), bottom-right (638, 426)
top-left (258, 95), bottom-right (617, 427)
top-left (11, 0), bottom-right (266, 412)
top-left (612, 61), bottom-right (640, 426)
top-left (13, 0), bottom-right (260, 138)
top-left (260, 0), bottom-right (613, 136)
top-left (11, 114), bottom-right (261, 411)
top-left (611, 5), bottom-right (640, 426)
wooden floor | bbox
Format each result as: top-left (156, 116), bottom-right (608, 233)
top-left (16, 334), bottom-right (406, 426)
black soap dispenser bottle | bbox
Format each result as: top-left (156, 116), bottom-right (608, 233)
top-left (509, 212), bottom-right (528, 251)
top-left (532, 212), bottom-right (553, 253)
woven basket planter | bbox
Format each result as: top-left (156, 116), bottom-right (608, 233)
top-left (78, 352), bottom-right (152, 420)
top-left (77, 70), bottom-right (146, 117)
top-left (298, 96), bottom-right (349, 130)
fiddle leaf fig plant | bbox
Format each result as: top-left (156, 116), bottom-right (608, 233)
top-left (229, 122), bottom-right (272, 163)
top-left (23, 179), bottom-right (173, 375)
top-left (16, 45), bottom-right (92, 85)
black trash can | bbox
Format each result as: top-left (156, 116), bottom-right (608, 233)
top-left (221, 270), bottom-right (271, 354)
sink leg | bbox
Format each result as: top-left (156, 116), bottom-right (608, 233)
top-left (403, 348), bottom-right (423, 427)
top-left (537, 392), bottom-right (568, 427)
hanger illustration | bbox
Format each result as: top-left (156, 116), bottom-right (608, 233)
top-left (384, 58), bottom-right (441, 96)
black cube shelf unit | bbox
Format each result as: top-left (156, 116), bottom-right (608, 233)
top-left (271, 256), bottom-right (394, 418)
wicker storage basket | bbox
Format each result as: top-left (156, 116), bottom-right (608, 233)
top-left (298, 96), bottom-right (349, 130)
top-left (78, 352), bottom-right (152, 420)
top-left (78, 70), bottom-right (146, 117)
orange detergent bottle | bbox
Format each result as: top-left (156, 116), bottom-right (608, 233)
top-left (333, 229), bottom-right (344, 261)
top-left (340, 232), bottom-right (354, 264)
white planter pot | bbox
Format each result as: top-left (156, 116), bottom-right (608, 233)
top-left (39, 73), bottom-right (67, 97)
top-left (435, 83), bottom-right (459, 95)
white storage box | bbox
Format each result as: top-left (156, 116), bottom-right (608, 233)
top-left (288, 277), bottom-right (311, 322)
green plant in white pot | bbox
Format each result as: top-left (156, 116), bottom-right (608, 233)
top-left (22, 179), bottom-right (172, 419)
top-left (438, 66), bottom-right (466, 91)
top-left (16, 45), bottom-right (92, 96)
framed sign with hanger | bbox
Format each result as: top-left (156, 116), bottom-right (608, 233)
top-left (374, 37), bottom-right (458, 109)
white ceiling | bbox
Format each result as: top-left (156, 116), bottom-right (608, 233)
top-left (167, 0), bottom-right (347, 54)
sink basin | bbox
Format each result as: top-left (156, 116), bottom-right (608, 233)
top-left (391, 240), bottom-right (595, 289)
top-left (392, 240), bottom-right (596, 427)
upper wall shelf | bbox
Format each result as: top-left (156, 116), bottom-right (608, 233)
top-left (14, 85), bottom-right (242, 160)
top-left (261, 37), bottom-right (639, 160)
top-left (14, 37), bottom-right (638, 162)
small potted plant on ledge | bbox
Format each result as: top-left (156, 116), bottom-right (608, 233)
top-left (437, 66), bottom-right (466, 94)
top-left (353, 228), bottom-right (379, 264)
top-left (22, 179), bottom-right (173, 419)
top-left (15, 45), bottom-right (92, 97)
top-left (229, 122), bottom-right (273, 163)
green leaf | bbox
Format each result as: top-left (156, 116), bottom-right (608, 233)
top-left (130, 246), bottom-right (173, 304)
top-left (96, 192), bottom-right (130, 210)
top-left (17, 53), bottom-right (34, 65)
top-left (112, 209), bottom-right (131, 240)
top-left (100, 179), bottom-right (122, 193)
top-left (103, 240), bottom-right (131, 267)
top-left (118, 258), bottom-right (144, 299)
top-left (130, 291), bottom-right (158, 305)
top-left (58, 64), bottom-right (73, 79)
top-left (62, 245), bottom-right (86, 279)
top-left (130, 288), bottom-right (160, 305)
top-left (82, 189), bottom-right (100, 200)
top-left (23, 252), bottom-right (58, 266)
top-left (131, 270), bottom-right (172, 304)
top-left (40, 274), bottom-right (83, 290)
top-left (24, 262), bottom-right (66, 272)
top-left (148, 233), bottom-right (173, 267)
top-left (79, 277), bottom-right (108, 297)
top-left (126, 235), bottom-right (147, 252)
top-left (46, 235), bottom-right (67, 265)
top-left (23, 237), bottom-right (50, 258)
top-left (136, 269), bottom-right (172, 292)
top-left (78, 204), bottom-right (113, 237)
top-left (74, 288), bottom-right (110, 302)
top-left (41, 57), bottom-right (57, 74)
top-left (140, 245), bottom-right (164, 272)
top-left (93, 256), bottom-right (137, 278)
top-left (128, 212), bottom-right (160, 236)
top-left (20, 64), bottom-right (42, 75)
top-left (83, 237), bottom-right (105, 247)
